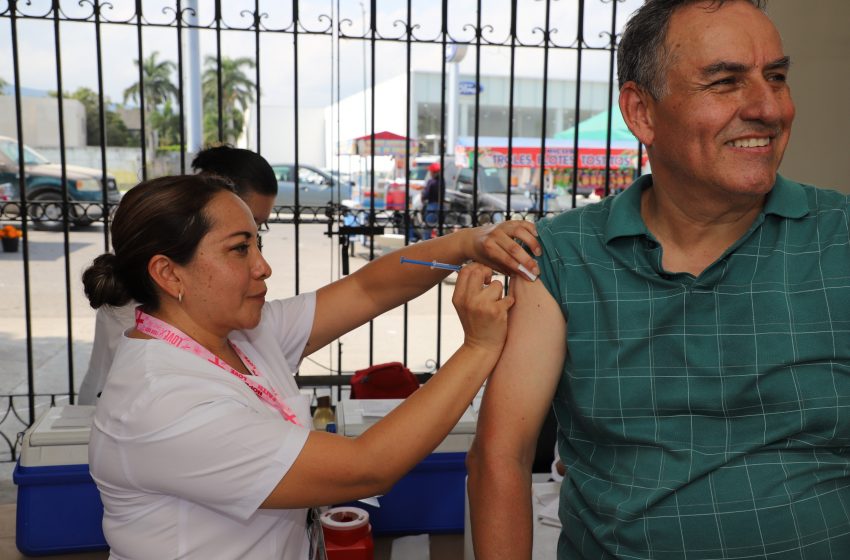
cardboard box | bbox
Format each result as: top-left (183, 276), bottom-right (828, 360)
top-left (337, 398), bottom-right (476, 534)
top-left (13, 405), bottom-right (108, 555)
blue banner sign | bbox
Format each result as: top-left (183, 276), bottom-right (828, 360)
top-left (458, 81), bottom-right (483, 95)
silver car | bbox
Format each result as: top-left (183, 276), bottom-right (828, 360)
top-left (271, 163), bottom-right (354, 207)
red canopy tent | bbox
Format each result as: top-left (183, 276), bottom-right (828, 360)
top-left (352, 131), bottom-right (418, 158)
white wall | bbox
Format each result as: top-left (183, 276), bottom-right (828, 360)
top-left (36, 146), bottom-right (146, 189)
top-left (769, 0), bottom-right (850, 192)
top-left (0, 96), bottom-right (86, 148)
top-left (242, 104), bottom-right (327, 168)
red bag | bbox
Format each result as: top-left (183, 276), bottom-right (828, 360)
top-left (350, 362), bottom-right (420, 399)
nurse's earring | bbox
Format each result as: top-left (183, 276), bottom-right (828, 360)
top-left (178, 291), bottom-right (184, 304)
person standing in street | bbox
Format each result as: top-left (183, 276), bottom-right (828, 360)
top-left (422, 161), bottom-right (445, 240)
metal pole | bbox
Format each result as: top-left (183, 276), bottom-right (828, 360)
top-left (359, 1), bottom-right (368, 195)
top-left (186, 0), bottom-right (202, 154)
top-left (447, 59), bottom-right (458, 155)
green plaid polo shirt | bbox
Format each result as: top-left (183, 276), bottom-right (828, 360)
top-left (536, 175), bottom-right (850, 559)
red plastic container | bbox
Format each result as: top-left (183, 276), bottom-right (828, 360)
top-left (321, 507), bottom-right (374, 560)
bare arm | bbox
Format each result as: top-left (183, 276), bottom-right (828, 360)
top-left (303, 221), bottom-right (541, 357)
top-left (467, 276), bottom-right (566, 560)
top-left (262, 264), bottom-right (514, 508)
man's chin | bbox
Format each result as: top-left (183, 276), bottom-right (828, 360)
top-left (724, 168), bottom-right (778, 196)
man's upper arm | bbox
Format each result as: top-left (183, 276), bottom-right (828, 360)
top-left (476, 276), bottom-right (566, 465)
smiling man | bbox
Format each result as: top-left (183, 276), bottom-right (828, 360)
top-left (468, 1), bottom-right (850, 558)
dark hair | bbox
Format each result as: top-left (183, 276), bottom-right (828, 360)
top-left (617, 0), bottom-right (767, 99)
top-left (191, 144), bottom-right (277, 197)
top-left (82, 175), bottom-right (236, 310)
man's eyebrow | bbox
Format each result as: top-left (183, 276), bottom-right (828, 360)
top-left (765, 56), bottom-right (791, 71)
top-left (701, 56), bottom-right (791, 76)
top-left (702, 61), bottom-right (749, 76)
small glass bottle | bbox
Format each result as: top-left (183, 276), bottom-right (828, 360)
top-left (312, 396), bottom-right (336, 431)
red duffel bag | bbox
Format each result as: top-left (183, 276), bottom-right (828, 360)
top-left (350, 362), bottom-right (420, 399)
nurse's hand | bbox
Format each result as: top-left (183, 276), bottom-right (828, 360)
top-left (452, 263), bottom-right (514, 354)
top-left (463, 220), bottom-right (541, 282)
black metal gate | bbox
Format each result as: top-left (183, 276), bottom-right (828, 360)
top-left (0, 0), bottom-right (641, 462)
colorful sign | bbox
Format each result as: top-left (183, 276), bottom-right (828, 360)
top-left (456, 144), bottom-right (646, 170)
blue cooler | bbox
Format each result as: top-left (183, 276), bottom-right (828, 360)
top-left (13, 405), bottom-right (108, 556)
top-left (337, 398), bottom-right (476, 534)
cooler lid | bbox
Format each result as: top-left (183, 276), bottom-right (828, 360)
top-left (339, 398), bottom-right (476, 437)
top-left (27, 405), bottom-right (95, 447)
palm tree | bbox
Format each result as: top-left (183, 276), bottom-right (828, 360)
top-left (0, 76), bottom-right (9, 93)
top-left (202, 56), bottom-right (256, 144)
top-left (149, 99), bottom-right (181, 147)
top-left (123, 52), bottom-right (178, 156)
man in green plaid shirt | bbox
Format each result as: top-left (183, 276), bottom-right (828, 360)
top-left (468, 0), bottom-right (850, 558)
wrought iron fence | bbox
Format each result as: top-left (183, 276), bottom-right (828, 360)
top-left (0, 0), bottom-right (641, 462)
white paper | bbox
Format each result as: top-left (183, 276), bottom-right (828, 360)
top-left (390, 534), bottom-right (430, 560)
top-left (532, 481), bottom-right (562, 528)
top-left (357, 496), bottom-right (381, 508)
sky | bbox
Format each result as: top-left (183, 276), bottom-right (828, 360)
top-left (0, 0), bottom-right (642, 109)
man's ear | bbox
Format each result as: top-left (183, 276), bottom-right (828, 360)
top-left (148, 255), bottom-right (182, 301)
top-left (619, 82), bottom-right (656, 147)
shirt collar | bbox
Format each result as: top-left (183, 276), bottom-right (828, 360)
top-left (603, 174), bottom-right (652, 244)
top-left (762, 174), bottom-right (809, 219)
top-left (603, 174), bottom-right (809, 244)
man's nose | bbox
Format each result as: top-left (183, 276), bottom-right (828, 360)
top-left (739, 78), bottom-right (786, 125)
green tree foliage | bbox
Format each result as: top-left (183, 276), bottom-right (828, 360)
top-left (149, 99), bottom-right (181, 147)
top-left (0, 76), bottom-right (9, 93)
top-left (62, 87), bottom-right (138, 147)
top-left (202, 56), bottom-right (255, 144)
top-left (123, 52), bottom-right (178, 155)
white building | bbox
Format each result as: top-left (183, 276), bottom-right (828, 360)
top-left (323, 71), bottom-right (616, 167)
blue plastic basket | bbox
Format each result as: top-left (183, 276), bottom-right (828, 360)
top-left (343, 452), bottom-right (468, 535)
top-left (13, 462), bottom-right (108, 556)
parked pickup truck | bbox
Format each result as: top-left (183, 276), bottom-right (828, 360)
top-left (0, 136), bottom-right (121, 230)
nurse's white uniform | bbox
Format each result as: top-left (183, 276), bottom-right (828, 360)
top-left (89, 294), bottom-right (316, 560)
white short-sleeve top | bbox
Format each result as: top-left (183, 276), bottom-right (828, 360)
top-left (89, 293), bottom-right (317, 560)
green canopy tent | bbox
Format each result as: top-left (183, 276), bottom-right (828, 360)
top-left (554, 105), bottom-right (639, 145)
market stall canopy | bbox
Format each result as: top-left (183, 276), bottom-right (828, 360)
top-left (351, 131), bottom-right (418, 158)
top-left (554, 105), bottom-right (639, 144)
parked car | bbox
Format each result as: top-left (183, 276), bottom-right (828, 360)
top-left (271, 163), bottom-right (355, 207)
top-left (0, 136), bottom-right (122, 230)
top-left (446, 166), bottom-right (537, 224)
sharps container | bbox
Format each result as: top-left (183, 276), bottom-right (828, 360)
top-left (320, 506), bottom-right (374, 560)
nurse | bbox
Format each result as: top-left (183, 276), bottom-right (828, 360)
top-left (82, 174), bottom-right (533, 559)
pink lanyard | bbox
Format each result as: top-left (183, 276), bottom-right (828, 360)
top-left (134, 308), bottom-right (302, 427)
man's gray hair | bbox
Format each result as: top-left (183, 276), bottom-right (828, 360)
top-left (617, 0), bottom-right (767, 99)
